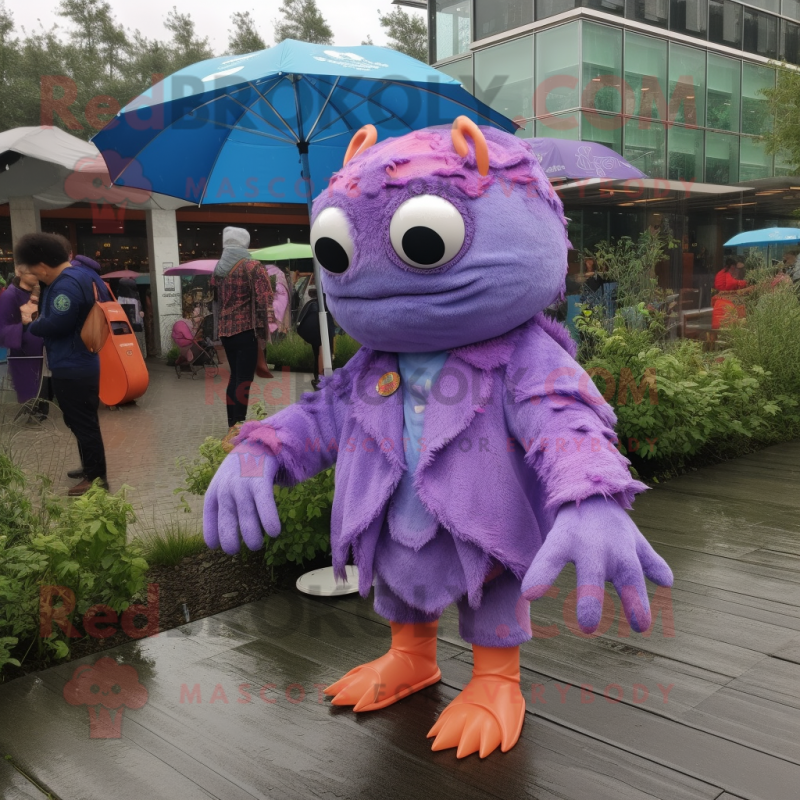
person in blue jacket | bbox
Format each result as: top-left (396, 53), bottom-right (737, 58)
top-left (15, 233), bottom-right (109, 496)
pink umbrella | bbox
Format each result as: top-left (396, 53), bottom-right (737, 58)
top-left (164, 260), bottom-right (217, 276)
top-left (102, 269), bottom-right (142, 279)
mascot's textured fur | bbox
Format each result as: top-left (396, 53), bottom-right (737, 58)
top-left (204, 120), bottom-right (673, 759)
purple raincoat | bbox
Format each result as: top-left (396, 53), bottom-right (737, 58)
top-left (0, 283), bottom-right (44, 403)
top-left (237, 313), bottom-right (645, 599)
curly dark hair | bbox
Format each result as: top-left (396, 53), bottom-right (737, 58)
top-left (13, 232), bottom-right (70, 269)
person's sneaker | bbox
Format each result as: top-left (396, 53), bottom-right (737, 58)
top-left (68, 479), bottom-right (92, 497)
top-left (67, 468), bottom-right (85, 480)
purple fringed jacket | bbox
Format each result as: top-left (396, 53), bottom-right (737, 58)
top-left (237, 313), bottom-right (646, 597)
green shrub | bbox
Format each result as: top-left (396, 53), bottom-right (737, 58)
top-left (176, 437), bottom-right (227, 499)
top-left (268, 331), bottom-right (316, 372)
top-left (581, 315), bottom-right (789, 474)
top-left (165, 344), bottom-right (180, 366)
top-left (334, 334), bottom-right (361, 368)
top-left (268, 331), bottom-right (361, 373)
top-left (0, 458), bottom-right (148, 676)
top-left (721, 282), bottom-right (800, 401)
top-left (142, 522), bottom-right (206, 567)
top-left (588, 230), bottom-right (676, 309)
top-left (177, 435), bottom-right (333, 572)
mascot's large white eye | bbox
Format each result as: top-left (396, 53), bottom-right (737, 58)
top-left (311, 207), bottom-right (354, 274)
top-left (389, 195), bottom-right (466, 269)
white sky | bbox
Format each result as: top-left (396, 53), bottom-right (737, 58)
top-left (8, 0), bottom-right (425, 52)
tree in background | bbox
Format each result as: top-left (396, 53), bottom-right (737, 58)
top-left (378, 6), bottom-right (427, 63)
top-left (762, 67), bottom-right (800, 172)
top-left (274, 0), bottom-right (333, 45)
top-left (227, 11), bottom-right (267, 55)
top-left (162, 6), bottom-right (214, 68)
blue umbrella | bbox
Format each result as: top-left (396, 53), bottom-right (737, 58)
top-left (93, 40), bottom-right (516, 374)
top-left (724, 227), bottom-right (800, 247)
top-left (92, 40), bottom-right (516, 208)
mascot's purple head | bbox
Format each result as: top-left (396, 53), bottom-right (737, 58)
top-left (310, 118), bottom-right (570, 352)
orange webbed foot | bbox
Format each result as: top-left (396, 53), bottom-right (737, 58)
top-left (427, 645), bottom-right (525, 758)
top-left (324, 621), bottom-right (440, 712)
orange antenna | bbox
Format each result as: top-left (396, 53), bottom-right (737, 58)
top-left (451, 116), bottom-right (490, 176)
top-left (343, 124), bottom-right (378, 166)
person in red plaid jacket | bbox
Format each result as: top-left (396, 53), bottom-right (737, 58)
top-left (211, 227), bottom-right (273, 429)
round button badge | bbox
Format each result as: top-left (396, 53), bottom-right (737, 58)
top-left (376, 372), bottom-right (401, 397)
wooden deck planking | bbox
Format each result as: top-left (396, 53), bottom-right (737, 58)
top-left (2, 441), bottom-right (800, 798)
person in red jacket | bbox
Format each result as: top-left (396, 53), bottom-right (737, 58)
top-left (712, 258), bottom-right (750, 329)
top-left (714, 257), bottom-right (747, 291)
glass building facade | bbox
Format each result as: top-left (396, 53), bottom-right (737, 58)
top-left (433, 16), bottom-right (784, 185)
top-left (427, 0), bottom-right (800, 310)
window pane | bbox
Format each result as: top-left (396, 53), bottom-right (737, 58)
top-left (475, 0), bottom-right (533, 39)
top-left (668, 125), bottom-right (704, 181)
top-left (707, 53), bottom-right (741, 132)
top-left (582, 112), bottom-right (623, 153)
top-left (624, 32), bottom-right (667, 122)
top-left (781, 19), bottom-right (800, 64)
top-left (535, 23), bottom-right (580, 114)
top-left (744, 0), bottom-right (778, 11)
top-left (584, 0), bottom-right (625, 15)
top-left (774, 149), bottom-right (796, 176)
top-left (624, 118), bottom-right (666, 177)
top-left (669, 44), bottom-right (705, 127)
top-left (784, 0), bottom-right (800, 21)
top-left (475, 37), bottom-right (534, 120)
top-left (535, 114), bottom-right (580, 138)
top-left (434, 0), bottom-right (472, 61)
top-left (670, 0), bottom-right (708, 37)
top-left (740, 136), bottom-right (773, 180)
top-left (742, 63), bottom-right (774, 136)
top-left (436, 57), bottom-right (474, 94)
top-left (705, 131), bottom-right (739, 184)
top-left (627, 0), bottom-right (669, 28)
top-left (709, 0), bottom-right (742, 49)
top-left (582, 23), bottom-right (623, 115)
top-left (743, 9), bottom-right (779, 58)
top-left (536, 0), bottom-right (579, 19)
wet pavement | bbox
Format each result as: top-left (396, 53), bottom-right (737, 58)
top-left (1, 438), bottom-right (800, 799)
top-left (0, 358), bottom-right (312, 538)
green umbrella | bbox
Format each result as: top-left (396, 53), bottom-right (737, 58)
top-left (249, 242), bottom-right (312, 262)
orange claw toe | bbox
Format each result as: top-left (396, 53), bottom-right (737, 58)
top-left (428, 645), bottom-right (525, 758)
top-left (325, 622), bottom-right (440, 713)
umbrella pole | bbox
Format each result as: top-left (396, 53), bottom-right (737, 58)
top-left (300, 148), bottom-right (333, 377)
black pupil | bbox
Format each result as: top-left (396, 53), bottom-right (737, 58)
top-left (402, 227), bottom-right (445, 266)
top-left (315, 237), bottom-right (349, 274)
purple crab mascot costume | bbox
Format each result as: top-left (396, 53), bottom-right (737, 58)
top-left (204, 118), bottom-right (673, 759)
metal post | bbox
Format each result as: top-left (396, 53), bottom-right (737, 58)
top-left (299, 148), bottom-right (333, 377)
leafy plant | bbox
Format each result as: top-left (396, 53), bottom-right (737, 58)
top-left (268, 469), bottom-right (333, 571)
top-left (268, 331), bottom-right (361, 373)
top-left (165, 344), bottom-right (180, 366)
top-left (588, 230), bottom-right (677, 310)
top-left (0, 460), bottom-right (148, 677)
top-left (581, 315), bottom-right (791, 475)
top-left (176, 434), bottom-right (334, 573)
top-left (333, 334), bottom-right (361, 369)
top-left (175, 437), bottom-right (227, 499)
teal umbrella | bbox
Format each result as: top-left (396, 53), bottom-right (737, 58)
top-left (724, 227), bottom-right (800, 247)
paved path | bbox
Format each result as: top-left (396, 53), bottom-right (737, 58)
top-left (0, 359), bottom-right (311, 538)
top-left (1, 436), bottom-right (799, 798)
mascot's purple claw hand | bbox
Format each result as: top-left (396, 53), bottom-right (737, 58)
top-left (521, 496), bottom-right (673, 633)
top-left (203, 440), bottom-right (281, 555)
